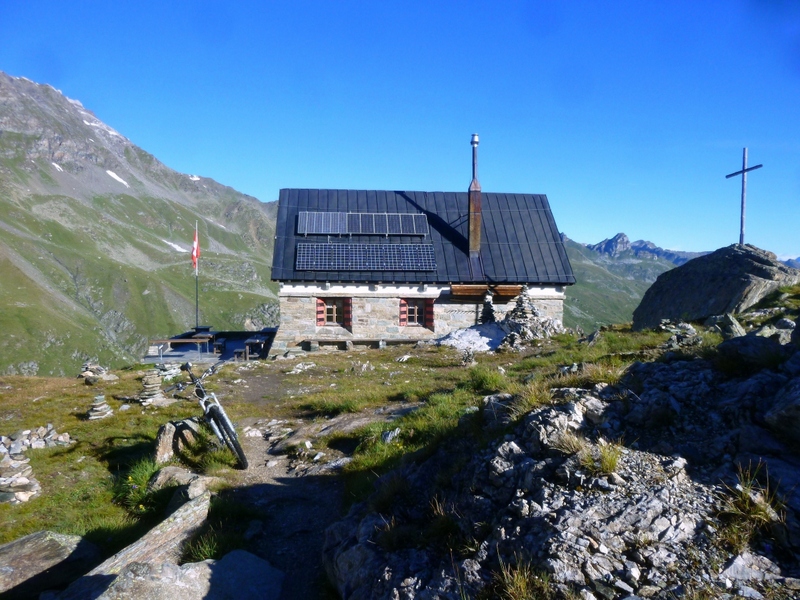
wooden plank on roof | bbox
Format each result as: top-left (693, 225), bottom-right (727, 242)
top-left (451, 284), bottom-right (523, 297)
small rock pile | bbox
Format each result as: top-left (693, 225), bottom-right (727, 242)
top-left (137, 369), bottom-right (175, 407)
top-left (499, 287), bottom-right (566, 346)
top-left (87, 395), bottom-right (113, 420)
top-left (1, 425), bottom-right (74, 504)
top-left (154, 362), bottom-right (182, 381)
top-left (656, 319), bottom-right (702, 350)
top-left (0, 453), bottom-right (38, 504)
top-left (706, 313), bottom-right (748, 339)
top-left (77, 363), bottom-right (118, 385)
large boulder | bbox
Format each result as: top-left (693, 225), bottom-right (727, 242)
top-left (633, 244), bottom-right (800, 330)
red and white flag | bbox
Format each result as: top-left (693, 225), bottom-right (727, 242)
top-left (191, 224), bottom-right (200, 273)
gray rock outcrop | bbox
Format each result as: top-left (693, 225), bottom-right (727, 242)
top-left (764, 377), bottom-right (800, 446)
top-left (0, 531), bottom-right (100, 599)
top-left (153, 418), bottom-right (202, 465)
top-left (324, 342), bottom-right (800, 599)
top-left (48, 550), bottom-right (283, 600)
top-left (56, 491), bottom-right (211, 599)
top-left (633, 244), bottom-right (800, 330)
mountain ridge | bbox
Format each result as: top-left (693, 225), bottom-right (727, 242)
top-left (0, 71), bottom-right (279, 375)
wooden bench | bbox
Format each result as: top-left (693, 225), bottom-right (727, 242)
top-left (213, 338), bottom-right (227, 354)
top-left (147, 338), bottom-right (213, 357)
top-left (300, 338), bottom-right (429, 351)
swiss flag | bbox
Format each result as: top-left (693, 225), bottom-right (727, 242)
top-left (191, 227), bottom-right (200, 271)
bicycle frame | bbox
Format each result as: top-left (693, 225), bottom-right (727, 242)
top-left (171, 362), bottom-right (248, 469)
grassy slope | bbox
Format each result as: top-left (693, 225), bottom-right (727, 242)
top-left (0, 105), bottom-right (280, 375)
top-left (563, 239), bottom-right (674, 332)
top-left (0, 183), bottom-right (277, 374)
top-left (0, 332), bottom-right (674, 550)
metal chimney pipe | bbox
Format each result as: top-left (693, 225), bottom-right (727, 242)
top-left (468, 134), bottom-right (482, 257)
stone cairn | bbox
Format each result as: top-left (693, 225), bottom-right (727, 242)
top-left (137, 364), bottom-right (182, 407)
top-left (78, 363), bottom-right (119, 385)
top-left (138, 370), bottom-right (165, 406)
top-left (1, 425), bottom-right (74, 504)
top-left (87, 395), bottom-right (113, 420)
top-left (498, 286), bottom-right (565, 348)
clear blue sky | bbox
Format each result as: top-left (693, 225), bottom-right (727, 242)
top-left (2, 1), bottom-right (799, 257)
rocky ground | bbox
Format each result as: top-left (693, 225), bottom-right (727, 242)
top-left (3, 305), bottom-right (800, 599)
top-left (323, 326), bottom-right (800, 599)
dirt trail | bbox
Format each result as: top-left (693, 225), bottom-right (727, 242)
top-left (214, 362), bottom-right (412, 599)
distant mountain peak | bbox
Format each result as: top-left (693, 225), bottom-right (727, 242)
top-left (584, 233), bottom-right (708, 266)
top-left (586, 233), bottom-right (631, 257)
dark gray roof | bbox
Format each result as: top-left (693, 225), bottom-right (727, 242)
top-left (271, 189), bottom-right (575, 285)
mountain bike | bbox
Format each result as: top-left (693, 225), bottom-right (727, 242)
top-left (165, 361), bottom-right (248, 469)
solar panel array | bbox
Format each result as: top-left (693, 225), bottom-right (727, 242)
top-left (296, 243), bottom-right (437, 271)
top-left (297, 211), bottom-right (347, 234)
top-left (298, 212), bottom-right (428, 236)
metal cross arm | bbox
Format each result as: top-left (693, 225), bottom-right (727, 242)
top-left (725, 164), bottom-right (762, 179)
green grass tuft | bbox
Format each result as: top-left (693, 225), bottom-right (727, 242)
top-left (717, 461), bottom-right (785, 553)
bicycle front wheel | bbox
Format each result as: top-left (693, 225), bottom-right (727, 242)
top-left (206, 405), bottom-right (248, 469)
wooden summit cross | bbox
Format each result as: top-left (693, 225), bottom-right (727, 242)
top-left (725, 147), bottom-right (762, 246)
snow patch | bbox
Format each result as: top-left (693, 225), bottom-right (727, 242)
top-left (83, 119), bottom-right (122, 137)
top-left (162, 240), bottom-right (188, 253)
top-left (83, 119), bottom-right (123, 138)
top-left (106, 170), bottom-right (129, 188)
top-left (51, 162), bottom-right (63, 172)
top-left (189, 175), bottom-right (200, 181)
top-left (437, 323), bottom-right (507, 352)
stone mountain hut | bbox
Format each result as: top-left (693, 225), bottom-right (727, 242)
top-left (270, 135), bottom-right (575, 350)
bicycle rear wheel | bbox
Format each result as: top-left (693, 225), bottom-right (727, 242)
top-left (206, 405), bottom-right (248, 469)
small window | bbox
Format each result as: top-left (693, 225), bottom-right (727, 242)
top-left (406, 299), bottom-right (425, 325)
top-left (317, 298), bottom-right (352, 328)
top-left (400, 298), bottom-right (434, 329)
top-left (326, 298), bottom-right (345, 325)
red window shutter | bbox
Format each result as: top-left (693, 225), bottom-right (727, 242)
top-left (424, 298), bottom-right (435, 330)
top-left (316, 298), bottom-right (325, 326)
top-left (399, 299), bottom-right (408, 326)
top-left (343, 298), bottom-right (352, 329)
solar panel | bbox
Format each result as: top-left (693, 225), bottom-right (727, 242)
top-left (374, 214), bottom-right (389, 234)
top-left (347, 213), bottom-right (361, 234)
top-left (387, 213), bottom-right (401, 234)
top-left (296, 243), bottom-right (437, 271)
top-left (361, 213), bottom-right (375, 234)
top-left (413, 214), bottom-right (429, 235)
top-left (298, 212), bottom-right (429, 235)
top-left (400, 214), bottom-right (414, 234)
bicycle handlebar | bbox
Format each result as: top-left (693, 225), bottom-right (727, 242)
top-left (172, 360), bottom-right (228, 397)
